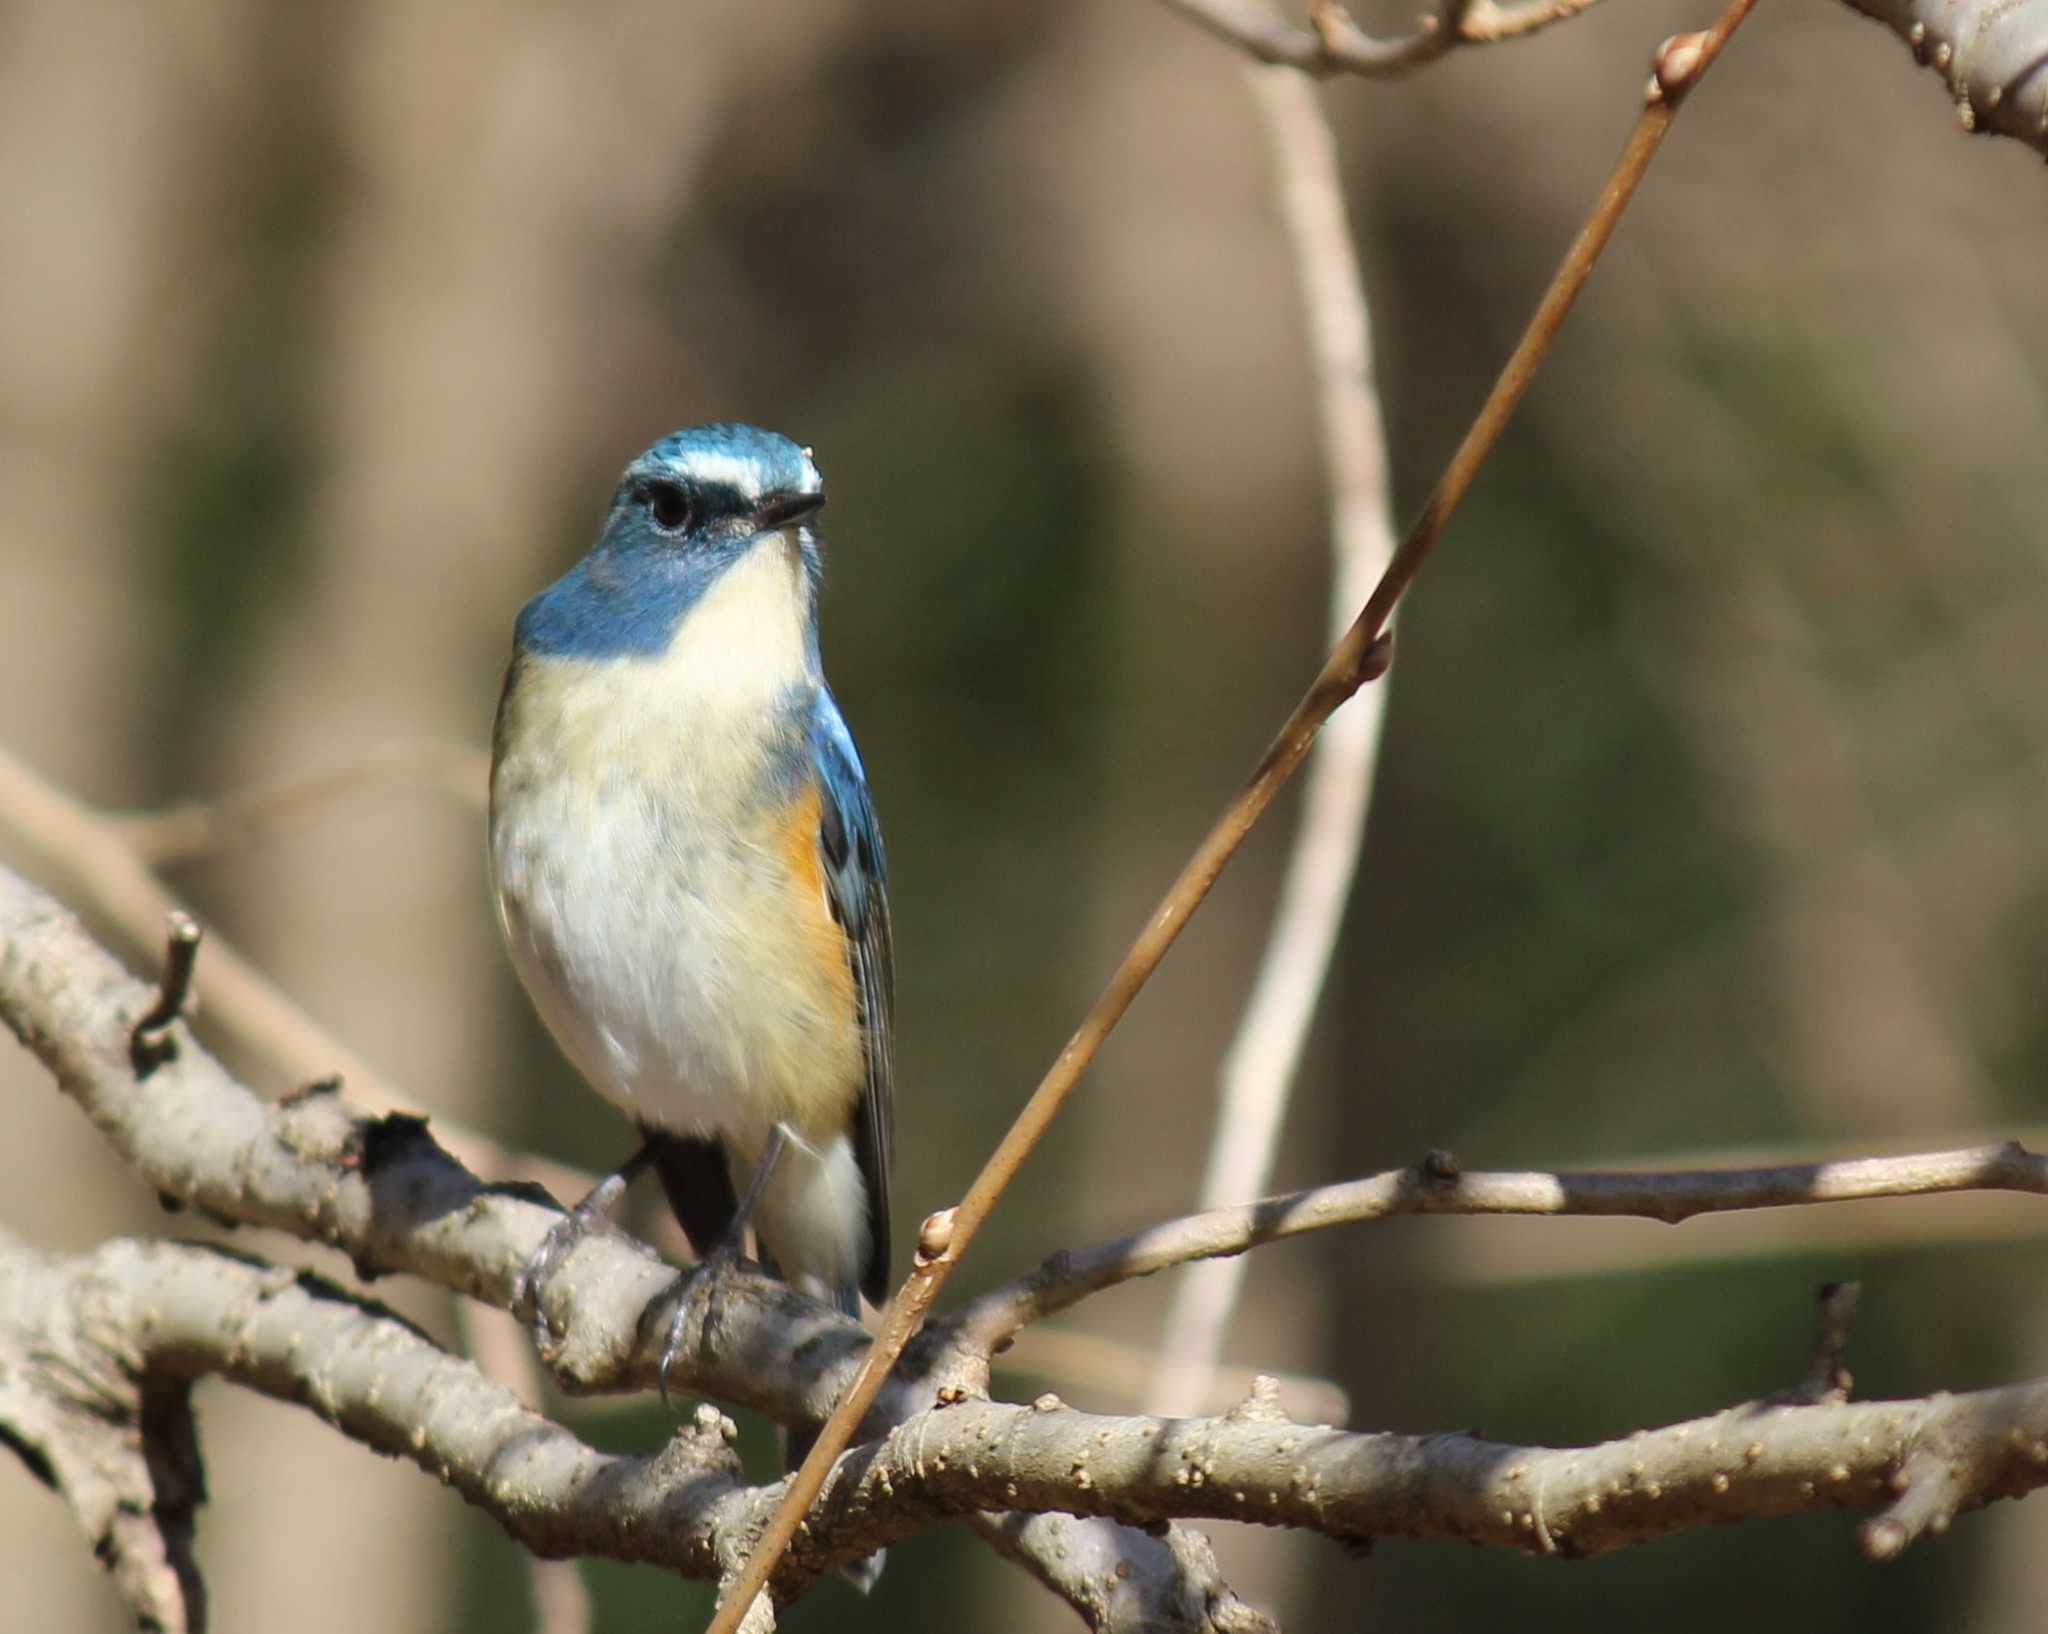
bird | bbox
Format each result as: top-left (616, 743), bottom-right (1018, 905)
top-left (488, 423), bottom-right (894, 1388)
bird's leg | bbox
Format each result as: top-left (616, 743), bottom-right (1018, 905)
top-left (516, 1140), bottom-right (660, 1348)
top-left (724, 1121), bottom-right (789, 1249)
top-left (657, 1123), bottom-right (791, 1399)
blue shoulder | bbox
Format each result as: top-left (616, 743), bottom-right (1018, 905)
top-left (812, 690), bottom-right (887, 888)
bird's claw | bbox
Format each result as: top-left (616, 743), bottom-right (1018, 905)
top-left (655, 1241), bottom-right (743, 1406)
top-left (515, 1208), bottom-right (601, 1351)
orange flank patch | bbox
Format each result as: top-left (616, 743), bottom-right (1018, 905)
top-left (779, 781), bottom-right (860, 1067)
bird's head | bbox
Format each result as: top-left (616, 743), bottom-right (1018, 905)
top-left (604, 423), bottom-right (825, 556)
top-left (516, 424), bottom-right (829, 661)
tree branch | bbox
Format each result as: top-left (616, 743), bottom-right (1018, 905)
top-left (824, 1375), bottom-right (2048, 1563)
top-left (1155, 0), bottom-right (2048, 161)
top-left (965, 1142), bottom-right (2048, 1346)
top-left (1841, 0), bottom-right (2048, 159)
top-left (0, 1235), bottom-right (207, 1633)
top-left (10, 845), bottom-right (2048, 1622)
top-left (0, 860), bottom-right (1243, 1630)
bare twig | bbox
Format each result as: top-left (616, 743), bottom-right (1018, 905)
top-left (965, 1145), bottom-right (2045, 1346)
top-left (1151, 50), bottom-right (1398, 1421)
top-left (129, 909), bottom-right (201, 1075)
top-left (1433, 1168), bottom-right (2048, 1285)
top-left (709, 9), bottom-right (1758, 1624)
top-left (1792, 1281), bottom-right (1862, 1405)
top-left (1461, 0), bottom-right (1614, 42)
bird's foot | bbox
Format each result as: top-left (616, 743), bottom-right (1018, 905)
top-left (514, 1146), bottom-right (657, 1352)
top-left (515, 1193), bottom-right (635, 1350)
top-left (653, 1240), bottom-right (743, 1405)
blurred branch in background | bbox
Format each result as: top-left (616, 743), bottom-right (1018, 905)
top-left (1149, 52), bottom-right (1397, 1419)
top-left (1154, 0), bottom-right (1608, 78)
top-left (111, 739), bottom-right (486, 867)
top-left (1157, 0), bottom-right (2048, 161)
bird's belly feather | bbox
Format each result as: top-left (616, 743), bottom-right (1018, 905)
top-left (490, 660), bottom-right (861, 1154)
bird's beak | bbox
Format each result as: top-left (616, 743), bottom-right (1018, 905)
top-left (757, 491), bottom-right (826, 530)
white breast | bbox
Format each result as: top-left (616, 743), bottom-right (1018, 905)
top-left (489, 537), bottom-right (862, 1156)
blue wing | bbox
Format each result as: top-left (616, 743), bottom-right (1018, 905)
top-left (812, 689), bottom-right (894, 1306)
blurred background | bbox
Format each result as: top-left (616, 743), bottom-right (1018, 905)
top-left (4, 0), bottom-right (2047, 1629)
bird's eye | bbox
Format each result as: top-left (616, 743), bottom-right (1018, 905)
top-left (641, 480), bottom-right (692, 533)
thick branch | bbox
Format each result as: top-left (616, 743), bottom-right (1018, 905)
top-left (12, 858), bottom-right (2048, 1621)
top-left (1842, 0), bottom-right (2048, 158)
top-left (0, 862), bottom-right (1239, 1630)
top-left (12, 1226), bottom-right (2045, 1627)
top-left (823, 1378), bottom-right (2048, 1562)
top-left (0, 861), bottom-right (902, 1424)
top-left (968, 1143), bottom-right (2048, 1344)
top-left (0, 1236), bottom-right (207, 1632)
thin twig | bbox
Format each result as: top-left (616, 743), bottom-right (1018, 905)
top-left (1151, 51), bottom-right (1398, 1421)
top-left (1433, 1167), bottom-right (2048, 1285)
top-left (129, 910), bottom-right (202, 1075)
top-left (706, 7), bottom-right (1759, 1625)
top-left (1790, 1281), bottom-right (1861, 1405)
top-left (965, 1143), bottom-right (2045, 1346)
top-left (1462, 0), bottom-right (1614, 42)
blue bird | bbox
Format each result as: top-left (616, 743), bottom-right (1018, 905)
top-left (489, 424), bottom-right (894, 1377)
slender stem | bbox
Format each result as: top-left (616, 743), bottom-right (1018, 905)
top-left (1151, 55), bottom-right (1399, 1421)
top-left (704, 6), bottom-right (1758, 1626)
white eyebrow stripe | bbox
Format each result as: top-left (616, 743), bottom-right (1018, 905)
top-left (667, 449), bottom-right (767, 503)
